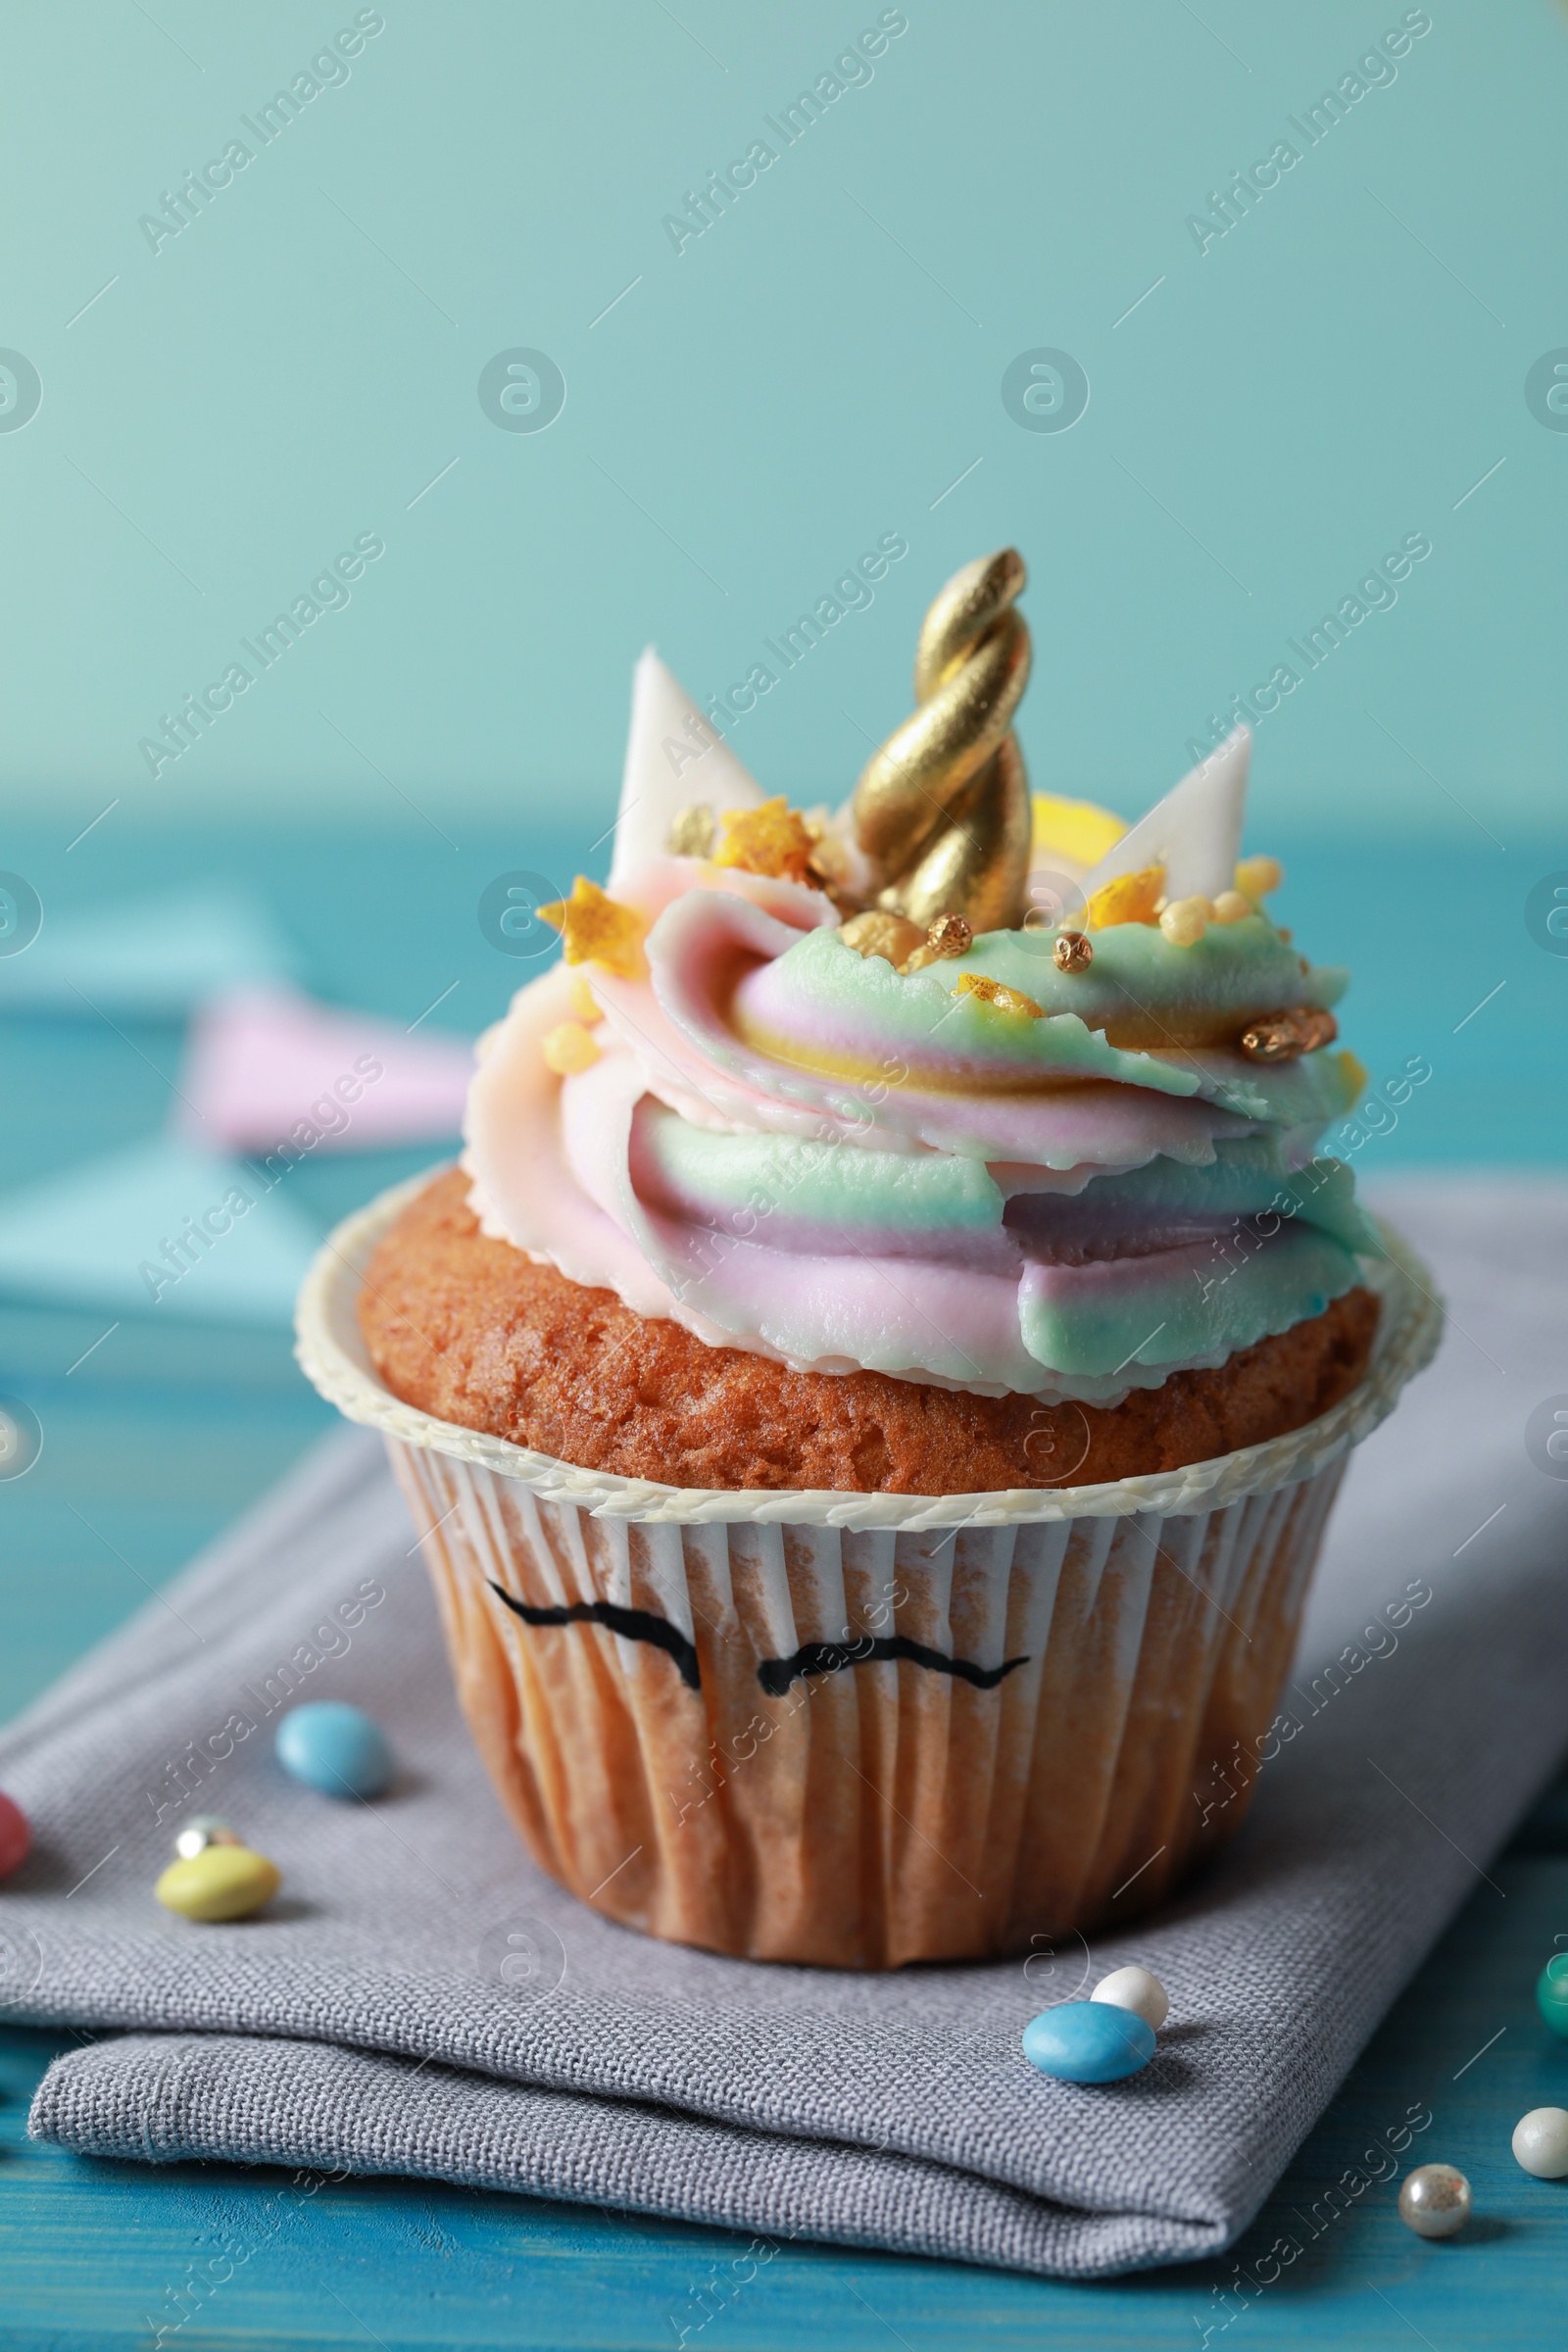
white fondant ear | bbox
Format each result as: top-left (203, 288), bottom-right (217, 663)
top-left (607, 649), bottom-right (767, 887)
top-left (1076, 726), bottom-right (1250, 906)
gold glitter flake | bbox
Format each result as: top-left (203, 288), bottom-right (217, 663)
top-left (1239, 1005), bottom-right (1338, 1062)
top-left (667, 803), bottom-right (716, 858)
top-left (1085, 863), bottom-right (1165, 929)
top-left (953, 972), bottom-right (1044, 1018)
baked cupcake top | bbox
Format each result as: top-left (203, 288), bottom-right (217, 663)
top-left (466, 552), bottom-right (1377, 1405)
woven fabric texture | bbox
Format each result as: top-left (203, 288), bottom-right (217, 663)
top-left (12, 1181), bottom-right (1568, 2278)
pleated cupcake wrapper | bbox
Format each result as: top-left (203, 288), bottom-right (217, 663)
top-left (296, 1171), bottom-right (1442, 1967)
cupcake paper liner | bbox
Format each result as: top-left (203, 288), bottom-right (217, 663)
top-left (297, 1171), bottom-right (1442, 1968)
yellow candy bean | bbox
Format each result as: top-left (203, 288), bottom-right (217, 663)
top-left (1209, 890), bottom-right (1254, 924)
top-left (1158, 897), bottom-right (1210, 947)
top-left (568, 976), bottom-right (599, 1023)
top-left (155, 1844), bottom-right (280, 1922)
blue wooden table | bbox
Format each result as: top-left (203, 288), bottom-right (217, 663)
top-left (2, 820), bottom-right (1565, 2348)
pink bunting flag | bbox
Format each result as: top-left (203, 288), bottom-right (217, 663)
top-left (179, 988), bottom-right (473, 1154)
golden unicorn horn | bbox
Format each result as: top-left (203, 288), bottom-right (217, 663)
top-left (851, 548), bottom-right (1032, 933)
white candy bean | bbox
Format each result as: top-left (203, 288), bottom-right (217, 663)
top-left (1090, 1965), bottom-right (1169, 2032)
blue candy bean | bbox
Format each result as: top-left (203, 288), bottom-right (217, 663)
top-left (275, 1702), bottom-right (394, 1800)
top-left (1021, 2000), bottom-right (1156, 2082)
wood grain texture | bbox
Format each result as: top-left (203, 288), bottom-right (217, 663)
top-left (2, 827), bottom-right (1564, 2345)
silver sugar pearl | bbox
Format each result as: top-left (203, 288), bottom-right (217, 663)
top-left (1397, 2163), bottom-right (1472, 2239)
top-left (174, 1814), bottom-right (243, 1862)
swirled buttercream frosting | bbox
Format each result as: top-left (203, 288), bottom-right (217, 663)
top-left (466, 587), bottom-right (1376, 1407)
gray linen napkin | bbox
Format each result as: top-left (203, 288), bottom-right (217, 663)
top-left (10, 1180), bottom-right (1568, 2278)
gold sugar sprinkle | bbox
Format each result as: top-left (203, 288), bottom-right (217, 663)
top-left (1158, 896), bottom-right (1210, 948)
top-left (897, 909), bottom-right (974, 973)
top-left (1234, 854), bottom-right (1284, 902)
top-left (926, 912), bottom-right (973, 957)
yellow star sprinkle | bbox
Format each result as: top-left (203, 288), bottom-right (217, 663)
top-left (1085, 863), bottom-right (1165, 930)
top-left (538, 877), bottom-right (646, 979)
top-left (712, 797), bottom-right (816, 884)
top-left (953, 973), bottom-right (1044, 1018)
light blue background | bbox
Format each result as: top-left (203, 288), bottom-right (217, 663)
top-left (1, 0), bottom-right (1563, 844)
